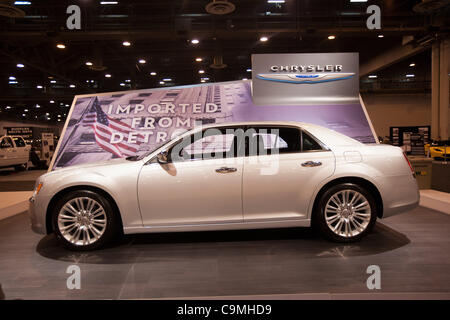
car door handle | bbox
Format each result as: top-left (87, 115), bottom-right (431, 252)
top-left (215, 167), bottom-right (237, 173)
top-left (301, 161), bottom-right (322, 167)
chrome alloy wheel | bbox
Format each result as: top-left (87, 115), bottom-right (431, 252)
top-left (324, 189), bottom-right (371, 238)
top-left (57, 197), bottom-right (107, 246)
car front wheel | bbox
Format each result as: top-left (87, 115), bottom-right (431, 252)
top-left (52, 190), bottom-right (120, 250)
top-left (315, 183), bottom-right (377, 242)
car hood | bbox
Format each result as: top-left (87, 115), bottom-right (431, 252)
top-left (41, 158), bottom-right (137, 180)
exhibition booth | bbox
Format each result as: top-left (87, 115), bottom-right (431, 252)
top-left (1, 0), bottom-right (450, 306)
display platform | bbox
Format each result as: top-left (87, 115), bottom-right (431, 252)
top-left (0, 206), bottom-right (449, 300)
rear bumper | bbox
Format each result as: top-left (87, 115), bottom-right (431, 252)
top-left (376, 174), bottom-right (420, 218)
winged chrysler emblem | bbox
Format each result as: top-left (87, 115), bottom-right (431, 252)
top-left (257, 73), bottom-right (355, 84)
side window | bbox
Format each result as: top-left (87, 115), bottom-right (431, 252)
top-left (12, 137), bottom-right (26, 147)
top-left (302, 131), bottom-right (323, 151)
top-left (247, 127), bottom-right (301, 155)
top-left (171, 128), bottom-right (243, 161)
top-left (1, 137), bottom-right (13, 149)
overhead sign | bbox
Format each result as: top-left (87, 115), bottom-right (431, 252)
top-left (252, 53), bottom-right (359, 105)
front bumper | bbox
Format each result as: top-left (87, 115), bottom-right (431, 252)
top-left (28, 196), bottom-right (46, 235)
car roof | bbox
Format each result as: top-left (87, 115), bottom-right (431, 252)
top-left (184, 121), bottom-right (363, 147)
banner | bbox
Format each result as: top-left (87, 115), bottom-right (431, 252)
top-left (51, 80), bottom-right (376, 170)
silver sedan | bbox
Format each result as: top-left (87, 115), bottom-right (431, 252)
top-left (29, 121), bottom-right (420, 250)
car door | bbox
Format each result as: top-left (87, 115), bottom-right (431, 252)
top-left (242, 126), bottom-right (335, 222)
top-left (137, 126), bottom-right (245, 226)
top-left (0, 137), bottom-right (15, 166)
top-left (12, 136), bottom-right (28, 164)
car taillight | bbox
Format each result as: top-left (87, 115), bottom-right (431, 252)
top-left (403, 153), bottom-right (415, 175)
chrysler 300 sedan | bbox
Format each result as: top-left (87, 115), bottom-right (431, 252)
top-left (29, 121), bottom-right (419, 250)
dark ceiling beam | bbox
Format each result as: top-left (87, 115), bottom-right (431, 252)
top-left (0, 47), bottom-right (94, 93)
top-left (360, 43), bottom-right (430, 77)
top-left (0, 26), bottom-right (430, 41)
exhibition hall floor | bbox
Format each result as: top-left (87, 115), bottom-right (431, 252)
top-left (0, 205), bottom-right (449, 300)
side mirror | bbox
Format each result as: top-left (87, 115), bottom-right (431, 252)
top-left (157, 150), bottom-right (169, 164)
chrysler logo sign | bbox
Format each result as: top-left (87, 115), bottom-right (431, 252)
top-left (257, 64), bottom-right (355, 84)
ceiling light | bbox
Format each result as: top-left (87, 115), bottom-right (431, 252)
top-left (201, 80), bottom-right (206, 83)
top-left (163, 78), bottom-right (172, 82)
top-left (14, 1), bottom-right (32, 5)
top-left (378, 34), bottom-right (384, 38)
top-left (50, 100), bottom-right (55, 103)
top-left (150, 72), bottom-right (157, 76)
top-left (138, 59), bottom-right (146, 64)
top-left (36, 104), bottom-right (40, 108)
top-left (406, 74), bottom-right (415, 78)
top-left (195, 58), bottom-right (203, 62)
top-left (24, 109), bottom-right (29, 112)
top-left (9, 81), bottom-right (18, 84)
top-left (267, 0), bottom-right (285, 3)
top-left (36, 85), bottom-right (43, 89)
top-left (22, 114), bottom-right (26, 117)
top-left (100, 1), bottom-right (118, 4)
top-left (122, 41), bottom-right (131, 46)
top-left (191, 39), bottom-right (200, 44)
top-left (328, 35), bottom-right (336, 40)
top-left (9, 76), bottom-right (16, 80)
top-left (69, 84), bottom-right (76, 88)
top-left (6, 106), bottom-right (11, 109)
top-left (56, 43), bottom-right (66, 49)
top-left (120, 83), bottom-right (125, 86)
top-left (50, 80), bottom-right (56, 83)
top-left (350, 0), bottom-right (368, 2)
top-left (198, 70), bottom-right (205, 74)
top-left (125, 79), bottom-right (131, 83)
top-left (410, 63), bottom-right (416, 67)
top-left (260, 36), bottom-right (268, 42)
top-left (105, 74), bottom-right (112, 78)
top-left (159, 81), bottom-right (165, 85)
top-left (368, 75), bottom-right (377, 79)
top-left (16, 63), bottom-right (25, 68)
top-left (90, 80), bottom-right (95, 83)
top-left (242, 78), bottom-right (248, 80)
top-left (65, 105), bottom-right (69, 108)
top-left (246, 68), bottom-right (252, 72)
top-left (85, 61), bottom-right (93, 66)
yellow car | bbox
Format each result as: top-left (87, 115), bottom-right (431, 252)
top-left (425, 144), bottom-right (450, 160)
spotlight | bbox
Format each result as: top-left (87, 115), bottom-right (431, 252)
top-left (191, 39), bottom-right (200, 44)
top-left (195, 58), bottom-right (203, 62)
top-left (259, 36), bottom-right (268, 42)
top-left (138, 59), bottom-right (146, 64)
top-left (105, 74), bottom-right (112, 78)
top-left (85, 61), bottom-right (93, 66)
top-left (198, 70), bottom-right (205, 74)
top-left (56, 43), bottom-right (66, 49)
top-left (328, 35), bottom-right (336, 40)
top-left (150, 72), bottom-right (157, 76)
top-left (16, 63), bottom-right (25, 68)
top-left (122, 41), bottom-right (131, 46)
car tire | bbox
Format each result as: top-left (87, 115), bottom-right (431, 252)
top-left (52, 190), bottom-right (120, 251)
top-left (315, 183), bottom-right (377, 242)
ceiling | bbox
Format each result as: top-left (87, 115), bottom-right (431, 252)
top-left (0, 0), bottom-right (448, 123)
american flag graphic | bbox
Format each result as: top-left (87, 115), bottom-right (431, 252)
top-left (82, 98), bottom-right (144, 157)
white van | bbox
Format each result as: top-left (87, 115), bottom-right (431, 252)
top-left (0, 135), bottom-right (31, 171)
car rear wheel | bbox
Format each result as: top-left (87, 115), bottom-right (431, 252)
top-left (52, 190), bottom-right (120, 251)
top-left (315, 183), bottom-right (377, 242)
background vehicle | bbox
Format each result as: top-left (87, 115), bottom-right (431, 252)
top-left (425, 143), bottom-right (450, 161)
top-left (29, 122), bottom-right (420, 250)
top-left (0, 135), bottom-right (31, 171)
